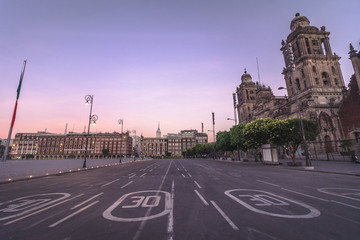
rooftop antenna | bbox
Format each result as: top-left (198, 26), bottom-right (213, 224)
top-left (65, 123), bottom-right (68, 134)
top-left (201, 122), bottom-right (204, 133)
top-left (256, 57), bottom-right (261, 83)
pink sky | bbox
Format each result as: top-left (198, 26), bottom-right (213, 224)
top-left (1, 0), bottom-right (359, 142)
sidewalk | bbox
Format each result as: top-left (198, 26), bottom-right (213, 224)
top-left (278, 158), bottom-right (360, 176)
top-left (0, 157), bottom-right (150, 183)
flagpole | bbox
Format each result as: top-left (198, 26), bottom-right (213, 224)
top-left (2, 60), bottom-right (27, 162)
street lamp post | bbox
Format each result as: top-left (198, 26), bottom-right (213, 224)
top-left (227, 118), bottom-right (240, 161)
top-left (133, 130), bottom-right (137, 161)
top-left (83, 95), bottom-right (98, 168)
top-left (118, 119), bottom-right (124, 163)
top-left (282, 42), bottom-right (312, 167)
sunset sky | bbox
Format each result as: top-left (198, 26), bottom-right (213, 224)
top-left (1, 0), bottom-right (359, 142)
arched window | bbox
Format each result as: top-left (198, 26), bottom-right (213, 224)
top-left (322, 72), bottom-right (330, 86)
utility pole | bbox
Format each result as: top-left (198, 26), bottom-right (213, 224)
top-left (2, 60), bottom-right (27, 162)
top-left (212, 112), bottom-right (216, 159)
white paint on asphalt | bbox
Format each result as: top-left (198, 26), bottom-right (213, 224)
top-left (3, 194), bottom-right (84, 225)
top-left (167, 180), bottom-right (174, 240)
top-left (281, 188), bottom-right (329, 202)
top-left (256, 180), bottom-right (280, 187)
top-left (131, 160), bottom-right (173, 240)
top-left (181, 173), bottom-right (186, 178)
top-left (140, 173), bottom-right (147, 177)
top-left (194, 181), bottom-right (202, 189)
top-left (194, 190), bottom-right (209, 206)
top-left (210, 201), bottom-right (239, 230)
top-left (129, 174), bottom-right (136, 179)
top-left (187, 172), bottom-right (192, 178)
top-left (101, 178), bottom-right (121, 187)
top-left (121, 181), bottom-right (133, 189)
top-left (71, 192), bottom-right (104, 209)
top-left (0, 193), bottom-right (71, 222)
top-left (49, 201), bottom-right (99, 227)
top-left (103, 190), bottom-right (171, 222)
top-left (331, 200), bottom-right (360, 210)
top-left (225, 189), bottom-right (321, 219)
top-left (318, 188), bottom-right (360, 202)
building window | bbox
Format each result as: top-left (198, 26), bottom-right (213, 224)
top-left (322, 72), bottom-right (330, 86)
top-left (334, 78), bottom-right (339, 86)
top-left (312, 39), bottom-right (318, 46)
top-left (312, 66), bottom-right (317, 74)
top-left (295, 78), bottom-right (301, 90)
top-left (315, 78), bottom-right (319, 85)
top-left (305, 38), bottom-right (311, 54)
top-left (331, 66), bottom-right (336, 75)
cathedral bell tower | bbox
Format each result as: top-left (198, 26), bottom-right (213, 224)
top-left (280, 13), bottom-right (346, 142)
top-left (236, 69), bottom-right (257, 123)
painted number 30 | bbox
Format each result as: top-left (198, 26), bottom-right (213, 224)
top-left (122, 196), bottom-right (161, 208)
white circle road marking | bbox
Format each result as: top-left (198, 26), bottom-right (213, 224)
top-left (103, 190), bottom-right (171, 222)
top-left (225, 189), bottom-right (320, 219)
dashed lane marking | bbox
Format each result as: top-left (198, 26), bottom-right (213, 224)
top-left (121, 181), bottom-right (133, 189)
top-left (210, 201), bottom-right (239, 230)
top-left (71, 192), bottom-right (104, 209)
top-left (194, 190), bottom-right (209, 206)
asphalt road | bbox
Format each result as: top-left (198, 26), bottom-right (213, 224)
top-left (1, 158), bottom-right (360, 240)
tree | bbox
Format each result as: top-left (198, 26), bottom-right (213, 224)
top-left (243, 118), bottom-right (275, 150)
top-left (268, 118), bottom-right (319, 164)
top-left (216, 131), bottom-right (234, 153)
top-left (102, 148), bottom-right (110, 157)
top-left (230, 123), bottom-right (247, 152)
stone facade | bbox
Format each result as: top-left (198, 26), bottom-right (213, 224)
top-left (141, 129), bottom-right (208, 157)
top-left (11, 132), bottom-right (133, 159)
top-left (236, 13), bottom-right (347, 145)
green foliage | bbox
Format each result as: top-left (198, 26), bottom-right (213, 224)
top-left (68, 154), bottom-right (76, 159)
top-left (165, 152), bottom-right (172, 157)
top-left (102, 148), bottom-right (110, 157)
top-left (230, 123), bottom-right (247, 151)
top-left (340, 139), bottom-right (353, 152)
top-left (216, 131), bottom-right (234, 152)
top-left (243, 118), bottom-right (275, 149)
top-left (25, 154), bottom-right (35, 159)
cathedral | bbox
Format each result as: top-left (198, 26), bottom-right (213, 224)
top-left (236, 13), bottom-right (360, 151)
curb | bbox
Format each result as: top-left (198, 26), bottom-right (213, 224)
top-left (0, 159), bottom-right (153, 185)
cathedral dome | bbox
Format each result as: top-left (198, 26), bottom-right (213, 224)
top-left (241, 69), bottom-right (253, 83)
top-left (290, 13), bottom-right (310, 32)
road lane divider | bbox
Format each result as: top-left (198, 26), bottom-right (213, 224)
top-left (71, 192), bottom-right (104, 210)
top-left (167, 180), bottom-right (175, 240)
top-left (3, 194), bottom-right (84, 225)
top-left (181, 174), bottom-right (186, 178)
top-left (194, 181), bottom-right (202, 189)
top-left (140, 173), bottom-right (147, 177)
top-left (101, 178), bottom-right (121, 187)
top-left (210, 201), bottom-right (239, 230)
top-left (194, 190), bottom-right (209, 206)
top-left (256, 180), bottom-right (280, 187)
top-left (49, 201), bottom-right (99, 227)
top-left (281, 188), bottom-right (329, 202)
top-left (121, 181), bottom-right (133, 189)
top-left (331, 200), bottom-right (360, 210)
top-left (129, 174), bottom-right (136, 179)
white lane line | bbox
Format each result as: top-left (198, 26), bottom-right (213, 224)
top-left (210, 201), bottom-right (239, 231)
top-left (121, 181), bottom-right (133, 189)
top-left (181, 173), bottom-right (186, 178)
top-left (194, 190), bottom-right (209, 206)
top-left (256, 180), bottom-right (280, 187)
top-left (49, 201), bottom-right (99, 227)
top-left (140, 173), bottom-right (147, 177)
top-left (167, 180), bottom-right (174, 240)
top-left (194, 180), bottom-right (202, 189)
top-left (4, 194), bottom-right (84, 226)
top-left (281, 188), bottom-right (329, 202)
top-left (101, 178), bottom-right (121, 187)
top-left (71, 192), bottom-right (104, 209)
top-left (149, 169), bottom-right (154, 172)
top-left (187, 172), bottom-right (192, 178)
top-left (128, 172), bottom-right (135, 176)
top-left (133, 160), bottom-right (173, 240)
top-left (129, 174), bottom-right (136, 179)
top-left (177, 168), bottom-right (180, 171)
top-left (331, 200), bottom-right (360, 210)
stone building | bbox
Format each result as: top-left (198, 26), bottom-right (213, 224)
top-left (11, 131), bottom-right (132, 159)
top-left (236, 13), bottom-right (347, 147)
top-left (141, 129), bottom-right (208, 157)
top-left (339, 44), bottom-right (360, 141)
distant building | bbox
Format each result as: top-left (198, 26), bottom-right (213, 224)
top-left (0, 138), bottom-right (14, 158)
top-left (10, 132), bottom-right (132, 159)
top-left (156, 123), bottom-right (161, 138)
top-left (141, 128), bottom-right (208, 157)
